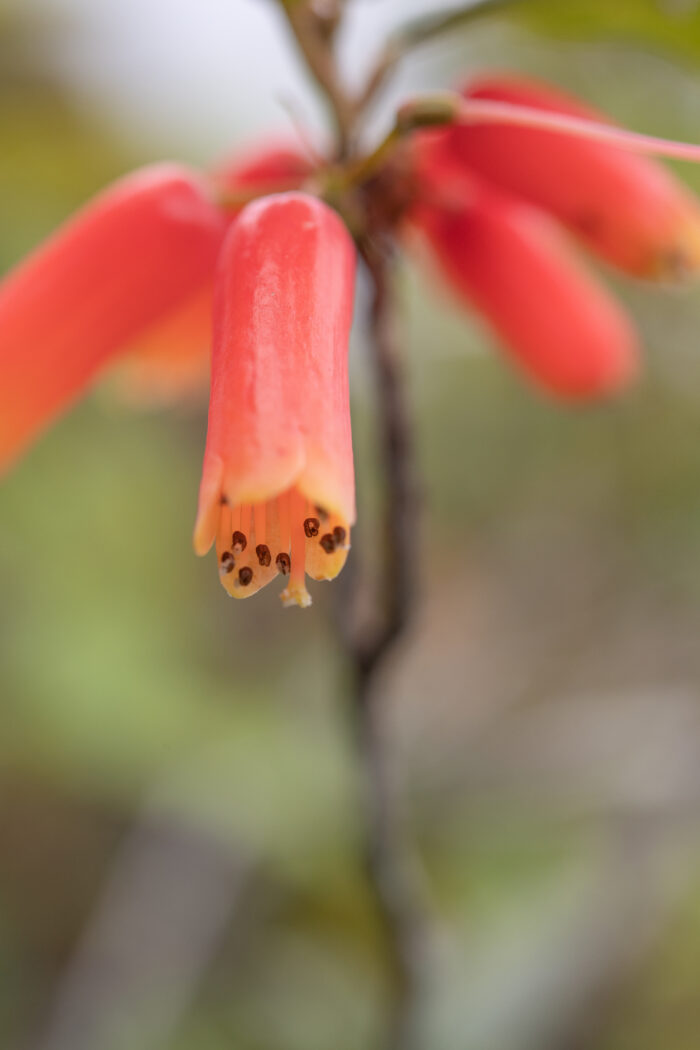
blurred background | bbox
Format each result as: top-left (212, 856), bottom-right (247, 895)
top-left (3, 1), bottom-right (700, 1048)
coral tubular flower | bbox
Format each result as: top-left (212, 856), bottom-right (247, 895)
top-left (114, 141), bottom-right (314, 405)
top-left (213, 139), bottom-right (313, 207)
top-left (450, 76), bottom-right (700, 279)
top-left (0, 164), bottom-right (226, 469)
top-left (194, 192), bottom-right (356, 608)
top-left (114, 286), bottom-right (214, 406)
top-left (412, 170), bottom-right (639, 398)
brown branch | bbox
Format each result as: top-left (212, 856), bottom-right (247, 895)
top-left (342, 238), bottom-right (429, 1050)
top-left (277, 0), bottom-right (356, 158)
top-left (353, 240), bottom-right (418, 676)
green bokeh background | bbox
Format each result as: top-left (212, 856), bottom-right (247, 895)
top-left (3, 2), bottom-right (700, 1048)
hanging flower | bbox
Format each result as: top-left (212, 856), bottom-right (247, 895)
top-left (448, 76), bottom-right (700, 280)
top-left (193, 191), bottom-right (356, 608)
top-left (404, 73), bottom-right (700, 397)
top-left (113, 141), bottom-right (313, 405)
top-left (412, 169), bottom-right (638, 398)
top-left (0, 164), bottom-right (226, 470)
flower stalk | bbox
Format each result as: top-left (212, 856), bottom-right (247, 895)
top-left (346, 240), bottom-right (428, 1049)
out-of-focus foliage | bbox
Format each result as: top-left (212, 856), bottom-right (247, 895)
top-left (522, 0), bottom-right (700, 64)
top-left (3, 3), bottom-right (700, 1050)
top-left (0, 8), bottom-right (135, 270)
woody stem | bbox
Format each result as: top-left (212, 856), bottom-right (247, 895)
top-left (277, 0), bottom-right (356, 158)
top-left (344, 240), bottom-right (428, 1050)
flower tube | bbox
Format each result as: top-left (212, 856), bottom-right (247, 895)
top-left (450, 76), bottom-right (700, 279)
top-left (115, 141), bottom-right (313, 405)
top-left (194, 192), bottom-right (356, 608)
top-left (212, 139), bottom-right (313, 204)
top-left (412, 167), bottom-right (639, 399)
top-left (0, 164), bottom-right (226, 469)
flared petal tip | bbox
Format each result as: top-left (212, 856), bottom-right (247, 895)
top-left (193, 506), bottom-right (217, 557)
top-left (193, 457), bottom-right (225, 557)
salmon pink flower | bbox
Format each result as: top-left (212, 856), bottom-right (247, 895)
top-left (212, 139), bottom-right (313, 205)
top-left (404, 70), bottom-right (700, 398)
top-left (448, 76), bottom-right (700, 280)
top-left (193, 192), bottom-right (356, 608)
top-left (0, 164), bottom-right (226, 470)
top-left (115, 141), bottom-right (313, 405)
top-left (412, 168), bottom-right (638, 398)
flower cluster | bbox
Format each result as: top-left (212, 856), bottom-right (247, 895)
top-left (1, 74), bottom-right (699, 605)
top-left (407, 77), bottom-right (700, 398)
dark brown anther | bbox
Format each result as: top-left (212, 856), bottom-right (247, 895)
top-left (332, 525), bottom-right (347, 545)
top-left (220, 551), bottom-right (235, 574)
top-left (219, 494), bottom-right (229, 506)
top-left (276, 552), bottom-right (291, 576)
top-left (315, 504), bottom-right (329, 521)
top-left (238, 566), bottom-right (253, 586)
top-left (304, 517), bottom-right (320, 538)
top-left (320, 533), bottom-right (336, 554)
top-left (232, 530), bottom-right (247, 552)
top-left (256, 544), bottom-right (272, 568)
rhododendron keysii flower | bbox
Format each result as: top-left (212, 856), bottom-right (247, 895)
top-left (405, 73), bottom-right (700, 398)
top-left (0, 164), bottom-right (226, 469)
top-left (451, 76), bottom-right (700, 280)
top-left (194, 192), bottom-right (356, 609)
top-left (415, 175), bottom-right (638, 398)
top-left (409, 132), bottom-right (639, 398)
top-left (113, 141), bottom-right (313, 405)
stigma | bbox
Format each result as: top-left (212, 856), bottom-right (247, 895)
top-left (213, 485), bottom-right (350, 607)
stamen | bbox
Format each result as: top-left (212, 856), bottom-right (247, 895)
top-left (290, 490), bottom-right (307, 583)
top-left (240, 504), bottom-right (252, 543)
top-left (280, 489), bottom-right (313, 608)
top-left (238, 566), bottom-right (253, 587)
top-left (255, 501), bottom-right (267, 547)
top-left (219, 551), bottom-right (235, 575)
top-left (231, 504), bottom-right (241, 534)
top-left (320, 533), bottom-right (336, 554)
top-left (276, 552), bottom-right (291, 575)
top-left (256, 544), bottom-right (272, 567)
top-left (315, 504), bottom-right (329, 522)
top-left (304, 516), bottom-right (320, 538)
top-left (216, 504), bottom-right (232, 552)
top-left (277, 491), bottom-right (291, 556)
top-left (305, 514), bottom-right (351, 583)
top-left (232, 529), bottom-right (247, 553)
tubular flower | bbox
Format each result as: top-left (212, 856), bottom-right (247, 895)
top-left (409, 129), bottom-right (639, 397)
top-left (115, 141), bottom-right (313, 405)
top-left (413, 172), bottom-right (638, 398)
top-left (212, 139), bottom-right (313, 205)
top-left (114, 286), bottom-right (214, 406)
top-left (449, 76), bottom-right (700, 279)
top-left (193, 192), bottom-right (356, 608)
top-left (0, 164), bottom-right (226, 469)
